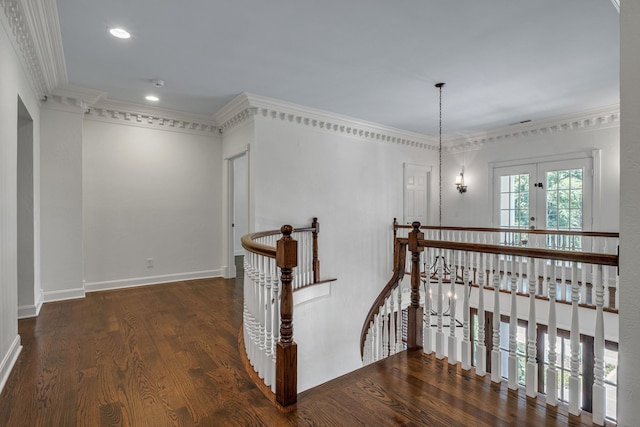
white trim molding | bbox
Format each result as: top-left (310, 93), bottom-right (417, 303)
top-left (86, 99), bottom-right (218, 135)
top-left (42, 287), bottom-right (85, 303)
top-left (17, 291), bottom-right (43, 319)
top-left (214, 92), bottom-right (438, 150)
top-left (444, 105), bottom-right (620, 153)
top-left (0, 335), bottom-right (22, 394)
top-left (0, 0), bottom-right (67, 98)
top-left (84, 269), bottom-right (223, 293)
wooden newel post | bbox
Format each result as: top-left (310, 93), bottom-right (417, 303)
top-left (407, 221), bottom-right (424, 350)
top-left (276, 225), bottom-right (298, 407)
top-left (312, 217), bottom-right (320, 283)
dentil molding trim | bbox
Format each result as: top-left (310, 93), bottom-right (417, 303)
top-left (1, 0), bottom-right (67, 98)
top-left (214, 92), bottom-right (438, 150)
top-left (87, 99), bottom-right (218, 135)
top-left (43, 86), bottom-right (218, 135)
top-left (444, 105), bottom-right (620, 153)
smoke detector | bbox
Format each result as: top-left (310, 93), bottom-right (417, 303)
top-left (151, 79), bottom-right (165, 88)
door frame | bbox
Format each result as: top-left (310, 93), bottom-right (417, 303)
top-left (224, 147), bottom-right (250, 279)
top-left (489, 150), bottom-right (600, 231)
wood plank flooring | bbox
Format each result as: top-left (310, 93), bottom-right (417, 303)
top-left (0, 276), bottom-right (609, 426)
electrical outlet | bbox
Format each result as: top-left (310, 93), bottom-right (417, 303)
top-left (146, 258), bottom-right (154, 268)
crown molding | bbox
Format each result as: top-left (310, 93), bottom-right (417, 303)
top-left (214, 92), bottom-right (438, 150)
top-left (443, 105), bottom-right (620, 153)
top-left (0, 0), bottom-right (67, 99)
top-left (85, 98), bottom-right (218, 135)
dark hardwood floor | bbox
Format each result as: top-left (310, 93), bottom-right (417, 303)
top-left (0, 273), bottom-right (607, 426)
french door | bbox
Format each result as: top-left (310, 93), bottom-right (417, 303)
top-left (494, 158), bottom-right (592, 234)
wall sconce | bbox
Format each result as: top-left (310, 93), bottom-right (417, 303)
top-left (455, 172), bottom-right (467, 194)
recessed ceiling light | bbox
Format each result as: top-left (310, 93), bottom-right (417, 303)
top-left (145, 95), bottom-right (159, 102)
top-left (109, 28), bottom-right (131, 39)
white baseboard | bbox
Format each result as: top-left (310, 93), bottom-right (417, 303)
top-left (0, 335), bottom-right (22, 394)
top-left (84, 269), bottom-right (223, 293)
top-left (17, 292), bottom-right (43, 319)
top-left (42, 287), bottom-right (86, 303)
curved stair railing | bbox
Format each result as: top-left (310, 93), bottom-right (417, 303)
top-left (240, 217), bottom-right (328, 408)
top-left (362, 221), bottom-right (620, 425)
top-left (360, 239), bottom-right (408, 364)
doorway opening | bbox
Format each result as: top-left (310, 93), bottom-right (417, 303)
top-left (17, 96), bottom-right (36, 318)
top-left (228, 152), bottom-right (248, 278)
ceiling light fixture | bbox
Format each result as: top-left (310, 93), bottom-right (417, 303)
top-left (109, 28), bottom-right (131, 39)
top-left (145, 95), bottom-right (159, 102)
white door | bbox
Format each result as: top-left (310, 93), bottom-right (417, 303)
top-left (494, 158), bottom-right (592, 234)
top-left (404, 164), bottom-right (430, 225)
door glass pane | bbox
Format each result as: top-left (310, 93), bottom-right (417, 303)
top-left (545, 168), bottom-right (583, 235)
top-left (499, 173), bottom-right (530, 228)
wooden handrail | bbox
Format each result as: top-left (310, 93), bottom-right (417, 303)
top-left (393, 219), bottom-right (619, 238)
top-left (241, 233), bottom-right (277, 258)
top-left (396, 237), bottom-right (619, 267)
top-left (360, 240), bottom-right (407, 357)
top-left (241, 219), bottom-right (322, 282)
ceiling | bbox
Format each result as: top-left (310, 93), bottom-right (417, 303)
top-left (55, 0), bottom-right (619, 137)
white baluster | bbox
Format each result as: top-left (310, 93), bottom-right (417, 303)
top-left (547, 259), bottom-right (558, 406)
top-left (519, 254), bottom-right (525, 293)
top-left (491, 254), bottom-right (502, 383)
top-left (382, 298), bottom-right (389, 358)
top-left (263, 257), bottom-right (273, 387)
top-left (592, 264), bottom-right (606, 425)
top-left (568, 263), bottom-right (581, 416)
top-left (561, 258), bottom-right (567, 302)
top-left (526, 257), bottom-right (538, 397)
top-left (363, 331), bottom-right (369, 365)
top-left (436, 249), bottom-right (445, 359)
top-left (258, 256), bottom-right (266, 379)
top-left (461, 251), bottom-right (471, 371)
top-left (581, 258), bottom-right (587, 305)
top-left (508, 256), bottom-right (518, 390)
top-left (476, 253), bottom-right (487, 377)
top-left (423, 248), bottom-right (433, 354)
top-left (271, 263), bottom-right (280, 393)
top-left (448, 249), bottom-right (458, 365)
top-left (390, 287), bottom-right (397, 356)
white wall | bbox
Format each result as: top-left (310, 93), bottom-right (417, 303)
top-left (251, 115), bottom-right (437, 383)
top-left (40, 106), bottom-right (84, 301)
top-left (442, 124), bottom-right (620, 231)
top-left (0, 15), bottom-right (41, 392)
top-left (618, 2), bottom-right (640, 425)
top-left (83, 120), bottom-right (223, 290)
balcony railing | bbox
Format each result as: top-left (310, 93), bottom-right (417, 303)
top-left (363, 221), bottom-right (619, 425)
top-left (240, 217), bottom-right (326, 408)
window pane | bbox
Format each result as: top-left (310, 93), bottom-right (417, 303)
top-left (570, 191), bottom-right (582, 209)
top-left (501, 175), bottom-right (510, 192)
top-left (570, 210), bottom-right (582, 229)
top-left (547, 171), bottom-right (558, 190)
top-left (558, 170), bottom-right (571, 189)
top-left (501, 193), bottom-right (510, 208)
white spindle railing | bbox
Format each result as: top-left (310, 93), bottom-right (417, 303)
top-left (241, 218), bottom-right (328, 407)
top-left (363, 226), bottom-right (619, 424)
